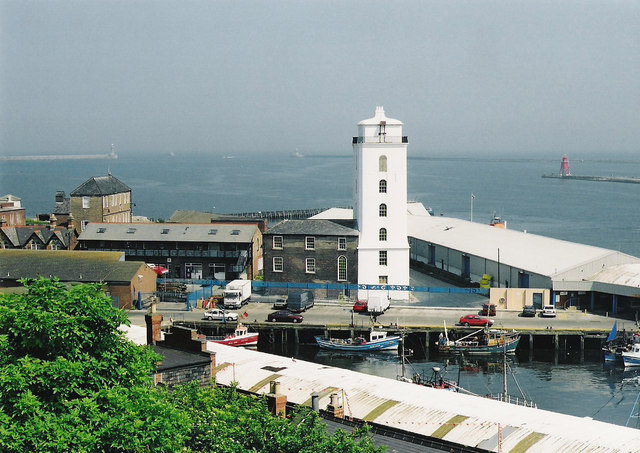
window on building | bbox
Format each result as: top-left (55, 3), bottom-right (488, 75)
top-left (82, 196), bottom-right (90, 208)
top-left (379, 204), bottom-right (387, 217)
top-left (337, 256), bottom-right (347, 281)
top-left (379, 179), bottom-right (387, 193)
top-left (379, 228), bottom-right (387, 241)
top-left (379, 250), bottom-right (387, 266)
top-left (273, 256), bottom-right (283, 272)
top-left (273, 236), bottom-right (283, 250)
top-left (379, 275), bottom-right (388, 284)
top-left (337, 237), bottom-right (346, 251)
top-left (379, 155), bottom-right (387, 172)
top-left (305, 236), bottom-right (315, 250)
top-left (50, 241), bottom-right (60, 251)
top-left (306, 258), bottom-right (316, 274)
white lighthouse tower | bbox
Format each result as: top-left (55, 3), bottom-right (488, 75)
top-left (352, 106), bottom-right (410, 301)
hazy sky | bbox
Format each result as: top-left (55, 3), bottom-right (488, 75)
top-left (1, 0), bottom-right (639, 156)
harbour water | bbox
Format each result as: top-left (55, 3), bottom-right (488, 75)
top-left (3, 150), bottom-right (640, 427)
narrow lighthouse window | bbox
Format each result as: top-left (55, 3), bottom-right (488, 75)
top-left (379, 155), bottom-right (387, 172)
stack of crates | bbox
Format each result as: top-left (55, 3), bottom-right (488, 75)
top-left (480, 274), bottom-right (492, 289)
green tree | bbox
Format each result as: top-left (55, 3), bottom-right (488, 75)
top-left (0, 278), bottom-right (382, 452)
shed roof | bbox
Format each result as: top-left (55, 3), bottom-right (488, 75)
top-left (407, 210), bottom-right (639, 277)
top-left (0, 250), bottom-right (147, 283)
top-left (70, 174), bottom-right (130, 196)
top-left (265, 219), bottom-right (359, 236)
top-left (79, 222), bottom-right (257, 243)
top-left (167, 210), bottom-right (251, 224)
top-left (208, 343), bottom-right (640, 453)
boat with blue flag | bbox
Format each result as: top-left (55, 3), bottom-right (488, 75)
top-left (315, 329), bottom-right (400, 351)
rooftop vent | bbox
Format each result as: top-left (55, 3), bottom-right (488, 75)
top-left (161, 228), bottom-right (170, 234)
top-left (97, 227), bottom-right (106, 233)
top-left (127, 228), bottom-right (136, 234)
top-left (231, 229), bottom-right (240, 235)
top-left (209, 229), bottom-right (218, 235)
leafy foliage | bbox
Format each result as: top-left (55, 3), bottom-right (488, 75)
top-left (0, 278), bottom-right (382, 452)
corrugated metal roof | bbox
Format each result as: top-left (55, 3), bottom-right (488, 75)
top-left (208, 343), bottom-right (640, 453)
top-left (79, 222), bottom-right (257, 243)
top-left (588, 263), bottom-right (640, 288)
top-left (407, 211), bottom-right (640, 277)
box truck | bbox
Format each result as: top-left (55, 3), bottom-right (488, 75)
top-left (223, 279), bottom-right (251, 309)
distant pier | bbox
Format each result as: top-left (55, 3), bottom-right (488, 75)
top-left (223, 207), bottom-right (351, 222)
top-left (542, 174), bottom-right (640, 184)
top-left (0, 152), bottom-right (118, 161)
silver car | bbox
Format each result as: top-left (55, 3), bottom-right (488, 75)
top-left (203, 309), bottom-right (238, 322)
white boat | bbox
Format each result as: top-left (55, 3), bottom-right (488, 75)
top-left (622, 343), bottom-right (640, 367)
top-left (315, 329), bottom-right (400, 351)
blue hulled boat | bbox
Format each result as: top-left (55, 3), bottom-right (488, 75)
top-left (315, 330), bottom-right (400, 352)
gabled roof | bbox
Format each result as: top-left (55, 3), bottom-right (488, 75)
top-left (70, 174), bottom-right (130, 197)
top-left (79, 222), bottom-right (258, 243)
top-left (265, 219), bottom-right (359, 236)
top-left (0, 226), bottom-right (75, 248)
top-left (0, 250), bottom-right (149, 283)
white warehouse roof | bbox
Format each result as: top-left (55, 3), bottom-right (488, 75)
top-left (407, 208), bottom-right (640, 278)
top-left (208, 343), bottom-right (640, 452)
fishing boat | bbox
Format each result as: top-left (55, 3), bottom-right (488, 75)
top-left (623, 343), bottom-right (640, 367)
top-left (437, 321), bottom-right (520, 355)
top-left (315, 329), bottom-right (400, 351)
top-left (208, 324), bottom-right (259, 347)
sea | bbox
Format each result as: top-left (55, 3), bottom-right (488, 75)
top-left (2, 150), bottom-right (640, 427)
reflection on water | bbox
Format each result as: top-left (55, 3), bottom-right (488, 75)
top-left (259, 342), bottom-right (640, 428)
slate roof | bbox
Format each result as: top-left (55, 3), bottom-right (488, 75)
top-left (53, 198), bottom-right (70, 215)
top-left (0, 250), bottom-right (147, 283)
top-left (265, 219), bottom-right (359, 237)
top-left (151, 345), bottom-right (212, 372)
top-left (0, 226), bottom-right (75, 248)
top-left (79, 222), bottom-right (257, 243)
top-left (70, 174), bottom-right (131, 196)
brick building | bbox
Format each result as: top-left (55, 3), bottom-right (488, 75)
top-left (262, 219), bottom-right (359, 293)
top-left (70, 174), bottom-right (132, 232)
top-left (0, 194), bottom-right (26, 227)
top-left (0, 250), bottom-right (156, 309)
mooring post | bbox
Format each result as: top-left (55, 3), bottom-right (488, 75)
top-left (294, 328), bottom-right (299, 344)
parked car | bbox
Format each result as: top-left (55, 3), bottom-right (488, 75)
top-left (541, 305), bottom-right (557, 318)
top-left (522, 305), bottom-right (536, 317)
top-left (267, 310), bottom-right (303, 323)
top-left (273, 298), bottom-right (288, 309)
top-left (203, 309), bottom-right (238, 322)
top-left (287, 290), bottom-right (314, 312)
top-left (352, 300), bottom-right (368, 313)
top-left (481, 303), bottom-right (496, 316)
top-left (459, 314), bottom-right (494, 327)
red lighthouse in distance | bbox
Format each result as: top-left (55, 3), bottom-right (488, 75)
top-left (559, 156), bottom-right (571, 177)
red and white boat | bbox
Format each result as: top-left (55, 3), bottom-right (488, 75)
top-left (207, 324), bottom-right (259, 347)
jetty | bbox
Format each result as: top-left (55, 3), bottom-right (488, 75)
top-left (542, 155), bottom-right (640, 184)
top-left (0, 152), bottom-right (118, 161)
top-left (542, 174), bottom-right (640, 184)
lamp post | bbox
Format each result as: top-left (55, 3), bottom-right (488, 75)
top-left (137, 274), bottom-right (143, 310)
top-left (470, 193), bottom-right (475, 222)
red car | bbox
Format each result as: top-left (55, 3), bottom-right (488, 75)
top-left (459, 314), bottom-right (494, 327)
top-left (352, 300), bottom-right (368, 313)
top-left (267, 310), bottom-right (303, 323)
